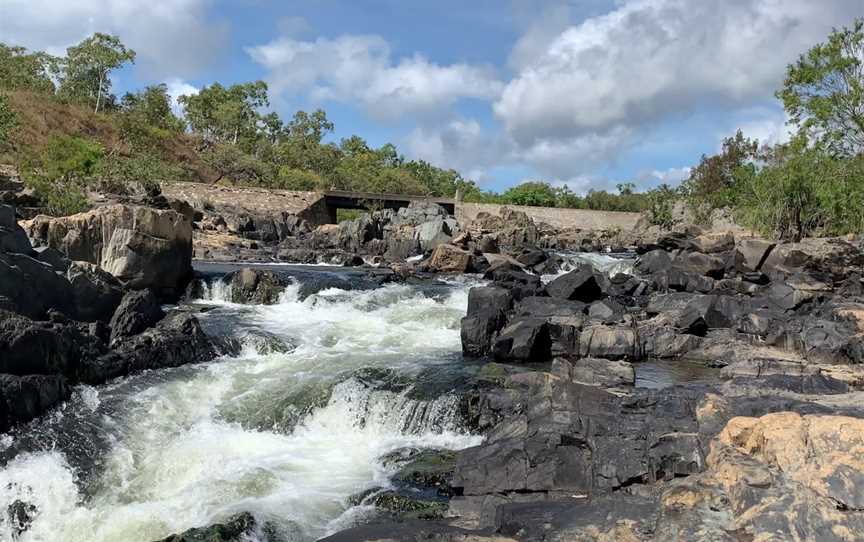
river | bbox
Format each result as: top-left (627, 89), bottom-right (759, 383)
top-left (0, 256), bottom-right (712, 541)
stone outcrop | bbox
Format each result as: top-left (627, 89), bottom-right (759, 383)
top-left (24, 204), bottom-right (193, 296)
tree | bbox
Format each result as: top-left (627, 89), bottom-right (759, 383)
top-left (682, 130), bottom-right (759, 221)
top-left (0, 44), bottom-right (58, 93)
top-left (59, 33), bottom-right (136, 113)
top-left (778, 18), bottom-right (864, 156)
top-left (120, 84), bottom-right (184, 132)
top-left (179, 81), bottom-right (269, 148)
top-left (501, 181), bottom-right (558, 207)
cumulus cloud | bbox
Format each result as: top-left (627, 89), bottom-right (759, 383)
top-left (247, 34), bottom-right (503, 120)
top-left (1, 0), bottom-right (229, 79)
top-left (165, 78), bottom-right (198, 117)
top-left (495, 0), bottom-right (861, 174)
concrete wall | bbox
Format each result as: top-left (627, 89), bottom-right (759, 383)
top-left (456, 202), bottom-right (642, 231)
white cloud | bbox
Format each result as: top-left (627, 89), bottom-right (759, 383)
top-left (164, 78), bottom-right (198, 117)
top-left (0, 0), bottom-right (229, 79)
top-left (247, 35), bottom-right (503, 120)
top-left (734, 107), bottom-right (794, 148)
top-left (635, 166), bottom-right (692, 189)
top-left (495, 0), bottom-right (861, 176)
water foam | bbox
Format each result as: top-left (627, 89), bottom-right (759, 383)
top-left (542, 251), bottom-right (636, 283)
top-left (0, 276), bottom-right (479, 542)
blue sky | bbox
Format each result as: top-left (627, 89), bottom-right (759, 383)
top-left (2, 0), bottom-right (861, 193)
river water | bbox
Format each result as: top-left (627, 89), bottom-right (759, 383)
top-left (0, 256), bottom-right (710, 542)
top-left (0, 269), bottom-right (484, 542)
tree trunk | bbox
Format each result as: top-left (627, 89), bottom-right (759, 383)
top-left (94, 70), bottom-right (105, 113)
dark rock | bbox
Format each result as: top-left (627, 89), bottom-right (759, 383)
top-left (0, 311), bottom-right (103, 376)
top-left (6, 500), bottom-right (37, 538)
top-left (735, 238), bottom-right (776, 272)
top-left (372, 490), bottom-right (448, 520)
top-left (676, 251), bottom-right (726, 279)
top-left (587, 299), bottom-right (625, 323)
top-left (225, 268), bottom-right (291, 305)
top-left (108, 289), bottom-right (165, 345)
top-left (33, 246), bottom-right (69, 272)
top-left (66, 261), bottom-right (124, 322)
top-left (635, 249), bottom-right (672, 275)
top-left (552, 357), bottom-right (635, 387)
top-left (461, 287), bottom-right (512, 358)
top-left (79, 312), bottom-right (223, 385)
top-left (0, 374), bottom-right (70, 434)
top-left (578, 324), bottom-right (636, 360)
top-left (545, 265), bottom-right (605, 302)
top-left (492, 318), bottom-right (551, 362)
top-left (0, 252), bottom-right (76, 319)
top-left (515, 249), bottom-right (546, 267)
top-left (152, 512), bottom-right (257, 542)
top-left (0, 204), bottom-right (32, 254)
top-left (513, 296), bottom-right (585, 318)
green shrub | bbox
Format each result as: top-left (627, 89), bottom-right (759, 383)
top-left (272, 166), bottom-right (325, 191)
top-left (0, 94), bottom-right (16, 149)
top-left (646, 184), bottom-right (679, 229)
top-left (22, 135), bottom-right (103, 215)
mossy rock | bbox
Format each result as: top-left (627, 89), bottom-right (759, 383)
top-left (152, 512), bottom-right (256, 542)
top-left (372, 491), bottom-right (448, 520)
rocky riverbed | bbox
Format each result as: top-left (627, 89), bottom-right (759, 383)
top-left (1, 195), bottom-right (864, 541)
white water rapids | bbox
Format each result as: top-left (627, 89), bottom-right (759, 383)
top-left (0, 276), bottom-right (483, 542)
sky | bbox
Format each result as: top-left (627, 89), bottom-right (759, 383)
top-left (1, 0), bottom-right (861, 193)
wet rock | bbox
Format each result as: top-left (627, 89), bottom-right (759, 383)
top-left (79, 312), bottom-right (222, 385)
top-left (225, 268), bottom-right (291, 305)
top-left (0, 374), bottom-right (70, 434)
top-left (461, 287), bottom-right (513, 358)
top-left (392, 449), bottom-right (458, 497)
top-left (545, 264), bottom-right (606, 302)
top-left (5, 500), bottom-right (37, 538)
top-left (372, 490), bottom-right (448, 520)
top-left (0, 311), bottom-right (103, 376)
top-left (108, 289), bottom-right (165, 345)
top-left (32, 246), bottom-right (69, 272)
top-left (66, 261), bottom-right (124, 322)
top-left (552, 357), bottom-right (635, 388)
top-left (578, 324), bottom-right (636, 360)
top-left (152, 512), bottom-right (257, 542)
top-left (483, 263), bottom-right (542, 300)
top-left (24, 204), bottom-right (193, 296)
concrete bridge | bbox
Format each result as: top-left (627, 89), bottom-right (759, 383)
top-left (160, 182), bottom-right (642, 231)
top-left (320, 190), bottom-right (455, 222)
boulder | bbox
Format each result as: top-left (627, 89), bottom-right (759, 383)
top-left (66, 261), bottom-right (124, 322)
top-left (0, 311), bottom-right (104, 376)
top-left (635, 249), bottom-right (672, 275)
top-left (33, 246), bottom-right (69, 272)
top-left (108, 289), bottom-right (165, 345)
top-left (675, 251), bottom-right (726, 279)
top-left (24, 204), bottom-right (193, 296)
top-left (152, 512), bottom-right (257, 542)
top-left (492, 318), bottom-right (551, 362)
top-left (414, 218), bottom-right (452, 250)
top-left (225, 268), bottom-right (291, 305)
top-left (0, 204), bottom-right (31, 254)
top-left (461, 287), bottom-right (513, 358)
top-left (0, 252), bottom-right (76, 319)
top-left (587, 299), bottom-right (625, 324)
top-left (545, 265), bottom-right (605, 302)
top-left (734, 238), bottom-right (775, 272)
top-left (78, 312), bottom-right (224, 385)
top-left (427, 244), bottom-right (471, 273)
top-left (693, 231), bottom-right (735, 254)
top-left (0, 374), bottom-right (70, 434)
top-left (553, 357), bottom-right (635, 387)
top-left (578, 325), bottom-right (636, 360)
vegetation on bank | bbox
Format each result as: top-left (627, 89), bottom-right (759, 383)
top-left (0, 19), bottom-right (863, 241)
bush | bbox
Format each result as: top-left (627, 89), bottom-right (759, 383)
top-left (272, 166), bottom-right (325, 191)
top-left (646, 184), bottom-right (678, 229)
top-left (22, 135), bottom-right (102, 215)
top-left (0, 93), bottom-right (16, 149)
top-left (95, 153), bottom-right (183, 195)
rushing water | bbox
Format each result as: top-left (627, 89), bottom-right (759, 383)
top-left (0, 270), bottom-right (484, 542)
top-left (541, 252), bottom-right (636, 283)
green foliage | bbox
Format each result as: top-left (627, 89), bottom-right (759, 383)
top-left (735, 136), bottom-right (864, 240)
top-left (120, 84), bottom-right (185, 133)
top-left (500, 181), bottom-right (558, 207)
top-left (0, 44), bottom-right (58, 93)
top-left (646, 184), bottom-right (679, 228)
top-left (778, 18), bottom-right (864, 156)
top-left (0, 94), bottom-right (17, 149)
top-left (58, 33), bottom-right (136, 113)
top-left (682, 130), bottom-right (759, 223)
top-left (22, 135), bottom-right (103, 215)
top-left (95, 153), bottom-right (184, 195)
top-left (271, 167), bottom-right (325, 191)
top-left (203, 143), bottom-right (275, 184)
top-left (178, 81), bottom-right (269, 149)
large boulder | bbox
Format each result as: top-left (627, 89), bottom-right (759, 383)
top-left (734, 238), bottom-right (775, 272)
top-left (492, 318), bottom-right (551, 362)
top-left (0, 374), bottom-right (70, 434)
top-left (0, 311), bottom-right (103, 376)
top-left (152, 512), bottom-right (258, 542)
top-left (0, 204), bottom-right (31, 254)
top-left (78, 312), bottom-right (223, 384)
top-left (461, 287), bottom-right (512, 358)
top-left (108, 289), bottom-right (165, 346)
top-left (224, 268), bottom-right (291, 305)
top-left (426, 244), bottom-right (471, 273)
top-left (0, 252), bottom-right (76, 319)
top-left (66, 261), bottom-right (123, 322)
top-left (24, 204), bottom-right (193, 296)
top-left (553, 357), bottom-right (635, 388)
top-left (413, 218), bottom-right (452, 250)
top-left (545, 265), bottom-right (606, 302)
